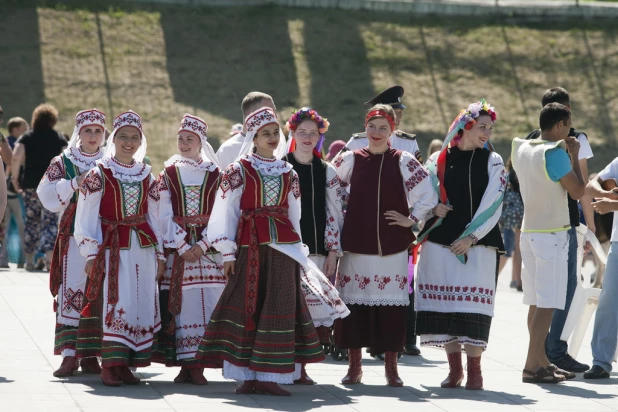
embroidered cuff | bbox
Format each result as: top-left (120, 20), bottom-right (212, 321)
top-left (468, 234), bottom-right (479, 245)
top-left (70, 177), bottom-right (78, 192)
top-left (156, 250), bottom-right (166, 261)
top-left (409, 213), bottom-right (420, 223)
top-left (197, 240), bottom-right (209, 254)
top-left (177, 241), bottom-right (191, 255)
top-left (222, 252), bottom-right (236, 262)
top-left (86, 254), bottom-right (97, 261)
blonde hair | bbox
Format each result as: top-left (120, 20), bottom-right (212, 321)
top-left (7, 117), bottom-right (28, 135)
top-left (241, 92), bottom-right (275, 118)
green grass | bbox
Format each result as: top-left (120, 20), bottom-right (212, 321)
top-left (1, 2), bottom-right (618, 172)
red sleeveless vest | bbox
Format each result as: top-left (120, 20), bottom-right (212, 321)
top-left (341, 148), bottom-right (415, 255)
top-left (236, 159), bottom-right (300, 247)
top-left (99, 166), bottom-right (157, 249)
top-left (163, 164), bottom-right (220, 244)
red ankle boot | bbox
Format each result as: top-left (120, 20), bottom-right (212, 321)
top-left (441, 352), bottom-right (464, 388)
top-left (342, 348), bottom-right (363, 384)
top-left (80, 357), bottom-right (102, 374)
top-left (189, 368), bottom-right (208, 385)
top-left (385, 351), bottom-right (404, 387)
top-left (100, 366), bottom-right (121, 387)
top-left (254, 381), bottom-right (291, 396)
top-left (235, 380), bottom-right (256, 394)
top-left (174, 367), bottom-right (191, 383)
top-left (294, 363), bottom-right (315, 385)
top-left (115, 366), bottom-right (140, 385)
top-left (53, 356), bottom-right (79, 377)
top-left (465, 355), bottom-right (483, 390)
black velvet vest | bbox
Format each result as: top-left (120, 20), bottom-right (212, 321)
top-left (285, 154), bottom-right (328, 255)
top-left (420, 147), bottom-right (504, 251)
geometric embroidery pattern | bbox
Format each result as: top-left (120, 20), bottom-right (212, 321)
top-left (121, 183), bottom-right (141, 216)
top-left (45, 159), bottom-right (64, 182)
top-left (220, 166), bottom-right (243, 199)
top-left (63, 288), bottom-right (84, 313)
top-left (418, 283), bottom-right (494, 305)
top-left (263, 176), bottom-right (282, 206)
top-left (82, 170), bottom-right (103, 195)
top-left (184, 186), bottom-right (201, 217)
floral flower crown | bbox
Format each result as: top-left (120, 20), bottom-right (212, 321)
top-left (286, 107), bottom-right (330, 135)
top-left (453, 99), bottom-right (497, 133)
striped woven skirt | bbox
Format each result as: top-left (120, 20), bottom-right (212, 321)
top-left (195, 245), bottom-right (324, 376)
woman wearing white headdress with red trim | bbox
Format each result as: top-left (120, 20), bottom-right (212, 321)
top-left (155, 114), bottom-right (225, 385)
top-left (196, 107), bottom-right (348, 396)
top-left (37, 109), bottom-right (106, 378)
top-left (332, 104), bottom-right (437, 387)
top-left (74, 111), bottom-right (165, 387)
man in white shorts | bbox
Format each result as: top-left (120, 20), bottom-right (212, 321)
top-left (512, 103), bottom-right (586, 384)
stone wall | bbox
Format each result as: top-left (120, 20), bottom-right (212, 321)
top-left (127, 0), bottom-right (618, 19)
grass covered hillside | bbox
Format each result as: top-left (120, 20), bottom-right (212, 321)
top-left (1, 1), bottom-right (617, 171)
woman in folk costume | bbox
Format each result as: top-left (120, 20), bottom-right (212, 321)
top-left (74, 111), bottom-right (165, 387)
top-left (332, 104), bottom-right (437, 387)
top-left (196, 107), bottom-right (348, 396)
top-left (415, 100), bottom-right (506, 390)
top-left (155, 114), bottom-right (225, 385)
top-left (283, 108), bottom-right (345, 384)
top-left (37, 109), bottom-right (106, 377)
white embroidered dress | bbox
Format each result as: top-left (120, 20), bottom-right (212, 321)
top-left (37, 147), bottom-right (103, 357)
top-left (74, 157), bottom-right (163, 353)
top-left (333, 149), bottom-right (437, 306)
top-left (158, 156), bottom-right (225, 360)
top-left (415, 151), bottom-right (506, 348)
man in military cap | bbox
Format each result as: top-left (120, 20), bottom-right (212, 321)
top-left (345, 85), bottom-right (423, 163)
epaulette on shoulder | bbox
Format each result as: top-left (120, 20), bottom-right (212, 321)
top-left (395, 131), bottom-right (416, 140)
top-left (351, 132), bottom-right (367, 139)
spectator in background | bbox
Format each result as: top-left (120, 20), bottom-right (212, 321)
top-left (426, 139), bottom-right (443, 163)
top-left (498, 158), bottom-right (524, 291)
top-left (229, 123), bottom-right (243, 137)
top-left (11, 104), bottom-right (67, 271)
top-left (326, 140), bottom-right (346, 161)
top-left (0, 106), bottom-right (14, 167)
top-left (0, 117), bottom-right (28, 268)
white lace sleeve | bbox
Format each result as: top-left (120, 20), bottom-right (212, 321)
top-left (36, 156), bottom-right (78, 213)
top-left (324, 164), bottom-right (343, 256)
top-left (74, 167), bottom-right (103, 261)
top-left (400, 151), bottom-right (438, 223)
top-left (470, 152), bottom-right (507, 241)
top-left (207, 162), bottom-right (244, 262)
top-left (147, 175), bottom-right (165, 260)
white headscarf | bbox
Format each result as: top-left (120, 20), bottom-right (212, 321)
top-left (235, 106), bottom-right (287, 162)
top-left (66, 108), bottom-right (106, 150)
top-left (103, 110), bottom-right (147, 162)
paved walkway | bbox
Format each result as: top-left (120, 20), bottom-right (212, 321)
top-left (1, 261), bottom-right (617, 412)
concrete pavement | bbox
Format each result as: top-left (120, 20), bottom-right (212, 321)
top-left (1, 261), bottom-right (617, 412)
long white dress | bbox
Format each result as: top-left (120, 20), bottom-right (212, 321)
top-left (158, 156), bottom-right (225, 361)
top-left (37, 147), bottom-right (103, 357)
top-left (74, 157), bottom-right (163, 354)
